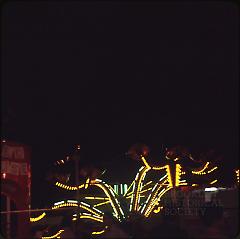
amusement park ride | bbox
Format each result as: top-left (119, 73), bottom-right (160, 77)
top-left (28, 144), bottom-right (240, 238)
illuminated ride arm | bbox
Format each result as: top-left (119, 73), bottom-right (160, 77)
top-left (191, 162), bottom-right (211, 175)
top-left (90, 179), bottom-right (125, 221)
top-left (30, 212), bottom-right (46, 222)
top-left (140, 165), bottom-right (173, 217)
top-left (52, 200), bottom-right (103, 217)
top-left (54, 178), bottom-right (125, 221)
top-left (130, 165), bottom-right (151, 212)
top-left (129, 155), bottom-right (165, 212)
top-left (191, 162), bottom-right (219, 186)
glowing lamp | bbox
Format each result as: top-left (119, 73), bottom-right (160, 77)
top-left (205, 187), bottom-right (218, 192)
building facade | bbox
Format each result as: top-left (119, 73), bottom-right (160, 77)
top-left (1, 140), bottom-right (31, 238)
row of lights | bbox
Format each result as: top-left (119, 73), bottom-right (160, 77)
top-left (210, 180), bottom-right (218, 185)
top-left (52, 201), bottom-right (103, 217)
top-left (144, 184), bottom-right (170, 217)
top-left (92, 229), bottom-right (106, 235)
top-left (236, 169), bottom-right (239, 183)
top-left (192, 162), bottom-right (210, 175)
top-left (95, 180), bottom-right (125, 221)
top-left (175, 164), bottom-right (187, 186)
top-left (207, 166), bottom-right (218, 174)
top-left (30, 212), bottom-right (46, 222)
top-left (42, 225), bottom-right (105, 238)
top-left (146, 186), bottom-right (173, 217)
top-left (55, 182), bottom-right (84, 190)
top-left (54, 144), bottom-right (80, 166)
top-left (139, 164), bottom-right (172, 216)
top-left (140, 179), bottom-right (164, 215)
top-left (55, 178), bottom-right (124, 221)
top-left (52, 154), bottom-right (223, 221)
top-left (144, 187), bottom-right (164, 216)
top-left (85, 196), bottom-right (109, 200)
top-left (194, 166), bottom-right (218, 175)
top-left (94, 200), bottom-right (111, 207)
top-left (42, 229), bottom-right (64, 239)
top-left (132, 166), bottom-right (150, 211)
top-left (72, 213), bottom-right (103, 223)
top-left (52, 203), bottom-right (78, 210)
top-left (55, 156), bottom-right (70, 166)
top-left (42, 218), bottom-right (105, 238)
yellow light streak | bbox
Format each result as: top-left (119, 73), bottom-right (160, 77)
top-left (98, 186), bottom-right (120, 218)
top-left (207, 167), bottom-right (218, 173)
top-left (55, 182), bottom-right (85, 190)
top-left (85, 178), bottom-right (90, 189)
top-left (52, 202), bottom-right (102, 217)
top-left (79, 215), bottom-right (103, 223)
top-left (92, 229), bottom-right (105, 235)
top-left (144, 183), bottom-right (172, 217)
top-left (124, 180), bottom-right (134, 196)
top-left (236, 169), bottom-right (239, 183)
top-left (85, 197), bottom-right (109, 200)
top-left (192, 184), bottom-right (198, 186)
top-left (140, 176), bottom-right (167, 214)
top-left (139, 186), bottom-right (155, 214)
top-left (30, 212), bottom-right (46, 222)
top-left (80, 205), bottom-right (102, 217)
top-left (141, 156), bottom-right (151, 169)
top-left (144, 188), bottom-right (164, 217)
top-left (192, 162), bottom-right (210, 174)
top-left (126, 191), bottom-right (133, 197)
top-left (140, 187), bottom-right (152, 194)
top-left (142, 182), bottom-right (165, 215)
top-left (83, 213), bottom-right (103, 219)
top-left (42, 229), bottom-right (64, 239)
top-left (142, 181), bottom-right (153, 188)
top-left (133, 167), bottom-right (150, 211)
top-left (126, 195), bottom-right (145, 199)
top-left (52, 203), bottom-right (78, 210)
top-left (153, 206), bottom-right (163, 214)
top-left (94, 201), bottom-right (110, 207)
top-left (152, 165), bottom-right (168, 170)
top-left (210, 180), bottom-right (218, 185)
top-left (129, 182), bottom-right (135, 211)
top-left (72, 214), bottom-right (103, 223)
top-left (92, 181), bottom-right (124, 220)
top-left (175, 164), bottom-right (182, 186)
top-left (145, 186), bottom-right (172, 217)
top-left (166, 165), bottom-right (173, 187)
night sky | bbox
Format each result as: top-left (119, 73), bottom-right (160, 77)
top-left (1, 2), bottom-right (238, 206)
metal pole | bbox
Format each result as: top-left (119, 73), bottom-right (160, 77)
top-left (74, 145), bottom-right (80, 238)
top-left (6, 196), bottom-right (11, 239)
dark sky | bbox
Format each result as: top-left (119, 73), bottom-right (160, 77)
top-left (1, 2), bottom-right (238, 205)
